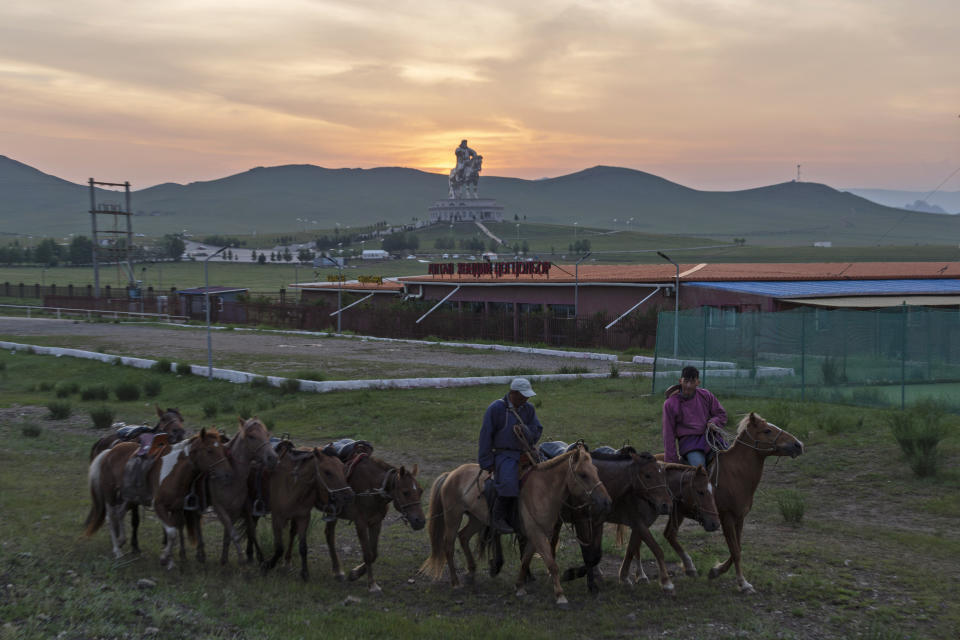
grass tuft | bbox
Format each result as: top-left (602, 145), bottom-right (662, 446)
top-left (203, 400), bottom-right (219, 418)
top-left (21, 421), bottom-right (41, 437)
top-left (114, 382), bottom-right (141, 402)
top-left (55, 381), bottom-right (80, 397)
top-left (151, 358), bottom-right (172, 373)
top-left (89, 406), bottom-right (115, 429)
top-left (279, 378), bottom-right (301, 394)
top-left (776, 489), bottom-right (806, 524)
top-left (886, 399), bottom-right (950, 477)
top-left (80, 384), bottom-right (109, 401)
top-left (46, 400), bottom-right (71, 419)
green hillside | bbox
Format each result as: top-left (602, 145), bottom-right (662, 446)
top-left (3, 155), bottom-right (958, 246)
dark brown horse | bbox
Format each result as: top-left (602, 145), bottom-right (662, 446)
top-left (89, 406), bottom-right (186, 460)
top-left (421, 444), bottom-right (611, 606)
top-left (186, 417), bottom-right (279, 565)
top-left (661, 412), bottom-right (804, 593)
top-left (84, 428), bottom-right (231, 569)
top-left (554, 448), bottom-right (674, 595)
top-left (322, 455), bottom-right (426, 593)
top-left (259, 446), bottom-right (355, 581)
top-left (615, 463), bottom-right (720, 592)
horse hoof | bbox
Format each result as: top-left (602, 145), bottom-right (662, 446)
top-left (515, 588), bottom-right (526, 598)
top-left (661, 584), bottom-right (676, 598)
top-left (369, 583), bottom-right (382, 594)
top-left (708, 567), bottom-right (721, 580)
top-left (739, 582), bottom-right (756, 595)
top-left (348, 571), bottom-right (360, 582)
top-left (556, 595), bottom-right (569, 608)
top-left (685, 569), bottom-right (699, 578)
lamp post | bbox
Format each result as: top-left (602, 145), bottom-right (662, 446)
top-left (337, 243), bottom-right (343, 333)
top-left (205, 245), bottom-right (228, 379)
top-left (657, 251), bottom-right (680, 359)
top-left (574, 252), bottom-right (591, 319)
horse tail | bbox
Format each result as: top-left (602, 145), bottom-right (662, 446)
top-left (418, 472), bottom-right (449, 580)
top-left (184, 510), bottom-right (199, 546)
top-left (83, 451), bottom-right (109, 536)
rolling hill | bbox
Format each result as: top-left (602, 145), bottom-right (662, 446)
top-left (2, 154), bottom-right (958, 246)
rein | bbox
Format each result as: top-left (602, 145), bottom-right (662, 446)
top-left (310, 455), bottom-right (353, 519)
top-left (705, 420), bottom-right (784, 486)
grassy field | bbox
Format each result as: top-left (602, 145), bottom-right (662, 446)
top-left (1, 348), bottom-right (958, 639)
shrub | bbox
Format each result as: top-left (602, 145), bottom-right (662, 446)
top-left (47, 400), bottom-right (72, 419)
top-left (279, 378), bottom-right (301, 395)
top-left (202, 401), bottom-right (219, 418)
top-left (55, 381), bottom-right (80, 398)
top-left (89, 406), bottom-right (115, 429)
top-left (21, 421), bottom-right (41, 437)
top-left (609, 363), bottom-right (620, 378)
top-left (177, 363), bottom-right (193, 376)
top-left (143, 379), bottom-right (162, 398)
top-left (557, 365), bottom-right (588, 375)
top-left (886, 402), bottom-right (949, 477)
top-left (293, 369), bottom-right (326, 382)
top-left (250, 376), bottom-right (271, 389)
top-left (81, 384), bottom-right (109, 401)
top-left (39, 381), bottom-right (54, 392)
top-left (776, 489), bottom-right (805, 524)
top-left (151, 358), bottom-right (172, 373)
top-left (114, 382), bottom-right (141, 402)
top-left (820, 356), bottom-right (846, 385)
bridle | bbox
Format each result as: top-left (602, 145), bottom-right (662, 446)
top-left (311, 454), bottom-right (354, 519)
top-left (355, 465), bottom-right (422, 526)
top-left (567, 452), bottom-right (605, 504)
top-left (630, 457), bottom-right (672, 507)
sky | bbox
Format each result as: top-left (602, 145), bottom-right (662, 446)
top-left (2, 0), bottom-right (959, 192)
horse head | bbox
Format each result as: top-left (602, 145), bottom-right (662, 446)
top-left (236, 416), bottom-right (279, 471)
top-left (566, 445), bottom-right (611, 514)
top-left (389, 464), bottom-right (425, 531)
top-left (189, 427), bottom-right (231, 481)
top-left (737, 412), bottom-right (804, 458)
top-left (685, 465), bottom-right (720, 532)
top-left (312, 449), bottom-right (355, 516)
top-left (629, 451), bottom-right (671, 515)
top-left (156, 405), bottom-right (186, 443)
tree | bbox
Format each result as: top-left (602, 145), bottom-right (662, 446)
top-left (68, 235), bottom-right (93, 265)
top-left (257, 253), bottom-right (267, 264)
top-left (282, 247), bottom-right (293, 262)
top-left (34, 238), bottom-right (61, 266)
top-left (297, 247), bottom-right (315, 262)
top-left (160, 234), bottom-right (185, 261)
top-left (251, 249), bottom-right (258, 261)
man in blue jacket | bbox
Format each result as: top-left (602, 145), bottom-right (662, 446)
top-left (478, 378), bottom-right (543, 534)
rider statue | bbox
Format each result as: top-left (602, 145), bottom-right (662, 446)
top-left (448, 139), bottom-right (482, 199)
top-left (478, 378), bottom-right (542, 534)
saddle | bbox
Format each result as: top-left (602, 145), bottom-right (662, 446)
top-left (324, 438), bottom-right (373, 462)
top-left (537, 440), bottom-right (583, 461)
top-left (120, 433), bottom-right (169, 505)
top-left (115, 424), bottom-right (154, 441)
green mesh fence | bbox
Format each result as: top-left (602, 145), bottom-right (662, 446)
top-left (652, 306), bottom-right (960, 409)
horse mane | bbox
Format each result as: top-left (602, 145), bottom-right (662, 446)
top-left (536, 447), bottom-right (583, 470)
top-left (661, 461), bottom-right (695, 472)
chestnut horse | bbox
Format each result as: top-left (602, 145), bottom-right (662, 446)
top-left (259, 445), bottom-right (355, 581)
top-left (186, 417), bottom-right (279, 565)
top-left (554, 448), bottom-right (674, 596)
top-left (89, 406), bottom-right (186, 460)
top-left (615, 463), bottom-right (721, 592)
top-left (661, 412), bottom-right (804, 593)
top-left (84, 428), bottom-right (230, 569)
top-left (322, 455), bottom-right (426, 593)
top-left (421, 444), bottom-right (612, 606)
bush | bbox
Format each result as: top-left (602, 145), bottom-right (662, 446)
top-left (143, 379), bottom-right (162, 398)
top-left (820, 356), bottom-right (846, 385)
top-left (21, 421), bottom-right (41, 437)
top-left (89, 406), bottom-right (115, 429)
top-left (47, 400), bottom-right (71, 419)
top-left (250, 376), bottom-right (271, 389)
top-left (279, 378), bottom-right (301, 395)
top-left (609, 363), bottom-right (619, 378)
top-left (151, 358), bottom-right (172, 373)
top-left (114, 382), bottom-right (141, 402)
top-left (776, 489), bottom-right (805, 524)
top-left (38, 382), bottom-right (54, 392)
top-left (886, 401), bottom-right (949, 477)
top-left (177, 363), bottom-right (193, 376)
top-left (55, 381), bottom-right (80, 398)
top-left (293, 369), bottom-right (326, 382)
top-left (202, 401), bottom-right (219, 418)
top-left (81, 384), bottom-right (109, 401)
top-left (557, 365), bottom-right (588, 375)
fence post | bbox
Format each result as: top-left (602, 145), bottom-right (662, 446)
top-left (901, 302), bottom-right (907, 410)
top-left (701, 307), bottom-right (708, 387)
top-left (800, 309), bottom-right (806, 401)
top-left (651, 311), bottom-right (661, 394)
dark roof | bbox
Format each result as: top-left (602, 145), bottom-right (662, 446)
top-left (177, 286), bottom-right (248, 295)
top-left (686, 279), bottom-right (960, 298)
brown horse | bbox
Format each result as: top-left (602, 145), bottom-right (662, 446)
top-left (661, 412), bottom-right (804, 593)
top-left (421, 444), bottom-right (611, 606)
top-left (89, 406), bottom-right (186, 460)
top-left (554, 448), bottom-right (674, 595)
top-left (84, 428), bottom-right (231, 569)
top-left (186, 417), bottom-right (279, 565)
top-left (616, 463), bottom-right (721, 592)
top-left (322, 455), bottom-right (426, 593)
top-left (259, 445), bottom-right (355, 581)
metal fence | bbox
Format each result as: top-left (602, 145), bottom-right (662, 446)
top-left (652, 305), bottom-right (960, 409)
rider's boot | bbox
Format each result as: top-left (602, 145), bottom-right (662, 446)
top-left (491, 496), bottom-right (515, 535)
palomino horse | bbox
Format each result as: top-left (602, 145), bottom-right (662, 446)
top-left (421, 444), bottom-right (612, 606)
top-left (84, 428), bottom-right (231, 569)
top-left (322, 455), bottom-right (426, 593)
top-left (615, 463), bottom-right (721, 592)
top-left (553, 448), bottom-right (674, 596)
top-left (89, 406), bottom-right (186, 460)
top-left (185, 417), bottom-right (279, 565)
top-left (662, 412), bottom-right (804, 593)
top-left (259, 445), bottom-right (354, 581)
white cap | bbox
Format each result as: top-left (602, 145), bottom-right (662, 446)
top-left (510, 377), bottom-right (536, 397)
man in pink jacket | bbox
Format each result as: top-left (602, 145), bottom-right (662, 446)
top-left (662, 366), bottom-right (727, 467)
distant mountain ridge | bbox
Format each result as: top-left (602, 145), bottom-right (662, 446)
top-left (2, 154), bottom-right (959, 246)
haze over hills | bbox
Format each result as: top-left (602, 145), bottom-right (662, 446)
top-left (843, 188), bottom-right (960, 214)
top-left (2, 154), bottom-right (959, 246)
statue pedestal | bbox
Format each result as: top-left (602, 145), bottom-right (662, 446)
top-left (428, 198), bottom-right (504, 224)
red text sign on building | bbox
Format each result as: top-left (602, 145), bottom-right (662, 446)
top-left (427, 261), bottom-right (551, 278)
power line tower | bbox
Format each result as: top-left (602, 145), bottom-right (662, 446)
top-left (88, 178), bottom-right (134, 298)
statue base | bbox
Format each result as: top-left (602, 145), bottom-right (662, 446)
top-left (429, 198), bottom-right (504, 224)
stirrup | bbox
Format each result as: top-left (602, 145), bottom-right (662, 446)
top-left (251, 498), bottom-right (267, 517)
top-left (183, 492), bottom-right (199, 511)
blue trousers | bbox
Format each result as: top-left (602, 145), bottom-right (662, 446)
top-left (684, 450), bottom-right (707, 468)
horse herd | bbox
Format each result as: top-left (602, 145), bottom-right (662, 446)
top-left (83, 406), bottom-right (804, 605)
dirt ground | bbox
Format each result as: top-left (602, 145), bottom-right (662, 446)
top-left (0, 317), bottom-right (631, 379)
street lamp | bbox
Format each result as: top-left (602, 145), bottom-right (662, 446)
top-left (657, 251), bottom-right (680, 359)
top-left (574, 252), bottom-right (591, 319)
top-left (205, 245), bottom-right (228, 379)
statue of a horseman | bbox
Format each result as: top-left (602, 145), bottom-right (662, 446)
top-left (448, 139), bottom-right (483, 199)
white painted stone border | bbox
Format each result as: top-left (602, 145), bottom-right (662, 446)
top-left (633, 355), bottom-right (737, 369)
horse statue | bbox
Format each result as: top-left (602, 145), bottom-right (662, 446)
top-left (614, 462), bottom-right (720, 593)
top-left (657, 412), bottom-right (804, 593)
top-left (319, 442), bottom-right (426, 593)
top-left (421, 443), bottom-right (611, 606)
top-left (183, 417), bottom-right (280, 565)
top-left (546, 445), bottom-right (674, 596)
top-left (84, 428), bottom-right (231, 570)
top-left (89, 406), bottom-right (186, 460)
